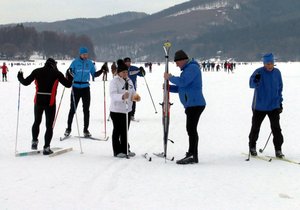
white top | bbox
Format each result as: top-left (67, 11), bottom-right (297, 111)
top-left (109, 75), bottom-right (136, 113)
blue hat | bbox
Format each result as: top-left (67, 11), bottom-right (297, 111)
top-left (79, 47), bottom-right (88, 55)
top-left (263, 53), bottom-right (274, 64)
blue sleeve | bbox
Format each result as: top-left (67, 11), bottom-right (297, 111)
top-left (169, 85), bottom-right (178, 93)
top-left (278, 70), bottom-right (283, 103)
top-left (169, 66), bottom-right (198, 87)
top-left (69, 61), bottom-right (76, 74)
top-left (249, 69), bottom-right (260, 89)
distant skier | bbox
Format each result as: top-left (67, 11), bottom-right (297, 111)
top-left (1, 62), bottom-right (8, 81)
top-left (124, 57), bottom-right (145, 121)
top-left (111, 61), bottom-right (117, 76)
top-left (248, 53), bottom-right (284, 158)
top-left (101, 62), bottom-right (109, 81)
top-left (164, 50), bottom-right (206, 164)
top-left (149, 62), bottom-right (152, 73)
top-left (109, 59), bottom-right (141, 158)
top-left (64, 47), bottom-right (103, 137)
top-left (17, 58), bottom-right (73, 155)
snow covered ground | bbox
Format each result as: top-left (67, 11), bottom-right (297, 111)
top-left (0, 60), bottom-right (300, 210)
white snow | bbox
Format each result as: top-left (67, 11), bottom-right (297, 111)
top-left (1, 60), bottom-right (300, 210)
top-left (168, 1), bottom-right (228, 17)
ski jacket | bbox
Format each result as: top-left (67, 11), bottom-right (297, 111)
top-left (69, 57), bottom-right (96, 88)
top-left (109, 75), bottom-right (135, 114)
top-left (169, 59), bottom-right (206, 108)
top-left (18, 65), bottom-right (72, 106)
top-left (128, 65), bottom-right (143, 90)
top-left (249, 66), bottom-right (283, 111)
top-left (1, 65), bottom-right (8, 74)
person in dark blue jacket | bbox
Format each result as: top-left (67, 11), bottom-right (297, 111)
top-left (164, 50), bottom-right (206, 164)
top-left (124, 57), bottom-right (145, 120)
top-left (65, 47), bottom-right (102, 137)
top-left (248, 53), bottom-right (284, 158)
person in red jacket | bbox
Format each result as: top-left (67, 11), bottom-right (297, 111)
top-left (1, 62), bottom-right (8, 82)
top-left (17, 58), bottom-right (73, 155)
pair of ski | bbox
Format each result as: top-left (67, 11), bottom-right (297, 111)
top-left (15, 147), bottom-right (73, 157)
top-left (142, 152), bottom-right (175, 162)
top-left (242, 153), bottom-right (300, 165)
top-left (60, 135), bottom-right (109, 141)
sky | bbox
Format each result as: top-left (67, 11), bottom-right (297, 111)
top-left (1, 0), bottom-right (188, 24)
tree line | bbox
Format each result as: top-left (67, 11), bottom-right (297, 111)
top-left (0, 24), bottom-right (95, 60)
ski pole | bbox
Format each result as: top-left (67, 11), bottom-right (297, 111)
top-left (141, 70), bottom-right (158, 114)
top-left (52, 87), bottom-right (65, 129)
top-left (259, 132), bottom-right (272, 153)
top-left (103, 80), bottom-right (107, 138)
top-left (125, 79), bottom-right (129, 158)
top-left (15, 80), bottom-right (21, 154)
top-left (71, 88), bottom-right (83, 154)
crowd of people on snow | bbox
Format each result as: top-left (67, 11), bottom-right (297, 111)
top-left (9, 46), bottom-right (284, 164)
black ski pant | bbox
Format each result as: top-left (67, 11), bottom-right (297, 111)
top-left (185, 106), bottom-right (205, 156)
top-left (131, 101), bottom-right (136, 117)
top-left (32, 104), bottom-right (56, 148)
top-left (67, 87), bottom-right (90, 131)
top-left (249, 109), bottom-right (284, 151)
top-left (2, 73), bottom-right (7, 81)
top-left (110, 111), bottom-right (132, 156)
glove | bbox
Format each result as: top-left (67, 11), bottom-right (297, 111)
top-left (66, 69), bottom-right (73, 81)
top-left (139, 67), bottom-right (146, 76)
top-left (94, 69), bottom-right (103, 77)
top-left (132, 93), bottom-right (141, 102)
top-left (17, 71), bottom-right (23, 81)
top-left (254, 73), bottom-right (261, 82)
top-left (278, 103), bottom-right (283, 114)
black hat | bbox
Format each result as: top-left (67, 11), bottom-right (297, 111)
top-left (45, 58), bottom-right (57, 68)
top-left (174, 50), bottom-right (189, 62)
top-left (124, 57), bottom-right (131, 63)
top-left (117, 59), bottom-right (128, 73)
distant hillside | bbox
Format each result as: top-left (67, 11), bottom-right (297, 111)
top-left (4, 12), bottom-right (148, 34)
top-left (1, 1), bottom-right (300, 61)
top-left (88, 0), bottom-right (300, 61)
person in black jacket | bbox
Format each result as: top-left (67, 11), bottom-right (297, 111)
top-left (17, 58), bottom-right (73, 155)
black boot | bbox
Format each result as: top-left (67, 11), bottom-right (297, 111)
top-left (31, 140), bottom-right (38, 150)
top-left (43, 147), bottom-right (53, 155)
top-left (275, 150), bottom-right (285, 158)
top-left (250, 147), bottom-right (257, 156)
top-left (176, 152), bottom-right (198, 165)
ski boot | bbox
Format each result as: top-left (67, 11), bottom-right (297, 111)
top-left (250, 147), bottom-right (257, 156)
top-left (176, 152), bottom-right (198, 164)
top-left (43, 147), bottom-right (53, 155)
top-left (83, 129), bottom-right (92, 137)
top-left (31, 140), bottom-right (38, 150)
top-left (64, 128), bottom-right (71, 137)
top-left (275, 150), bottom-right (285, 158)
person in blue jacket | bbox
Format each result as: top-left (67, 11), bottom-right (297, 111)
top-left (124, 57), bottom-right (145, 121)
top-left (248, 53), bottom-right (284, 158)
top-left (164, 50), bottom-right (206, 164)
top-left (65, 47), bottom-right (102, 137)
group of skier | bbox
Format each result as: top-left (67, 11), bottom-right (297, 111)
top-left (16, 46), bottom-right (284, 164)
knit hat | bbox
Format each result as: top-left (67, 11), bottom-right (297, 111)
top-left (79, 47), bottom-right (88, 55)
top-left (124, 57), bottom-right (131, 63)
top-left (263, 53), bottom-right (274, 64)
top-left (174, 50), bottom-right (189, 62)
top-left (117, 59), bottom-right (128, 73)
top-left (45, 58), bottom-right (57, 68)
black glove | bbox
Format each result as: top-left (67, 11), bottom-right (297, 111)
top-left (278, 103), bottom-right (283, 114)
top-left (66, 69), bottom-right (73, 81)
top-left (254, 73), bottom-right (261, 82)
top-left (139, 67), bottom-right (146, 76)
top-left (17, 71), bottom-right (23, 81)
top-left (94, 69), bottom-right (103, 77)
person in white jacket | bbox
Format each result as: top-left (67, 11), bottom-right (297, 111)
top-left (110, 59), bottom-right (141, 158)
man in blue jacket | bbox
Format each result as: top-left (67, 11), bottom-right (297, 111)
top-left (248, 53), bottom-right (284, 158)
top-left (124, 57), bottom-right (145, 120)
top-left (164, 50), bottom-right (206, 164)
top-left (65, 47), bottom-right (102, 137)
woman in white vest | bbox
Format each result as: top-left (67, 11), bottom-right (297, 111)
top-left (109, 59), bottom-right (141, 158)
